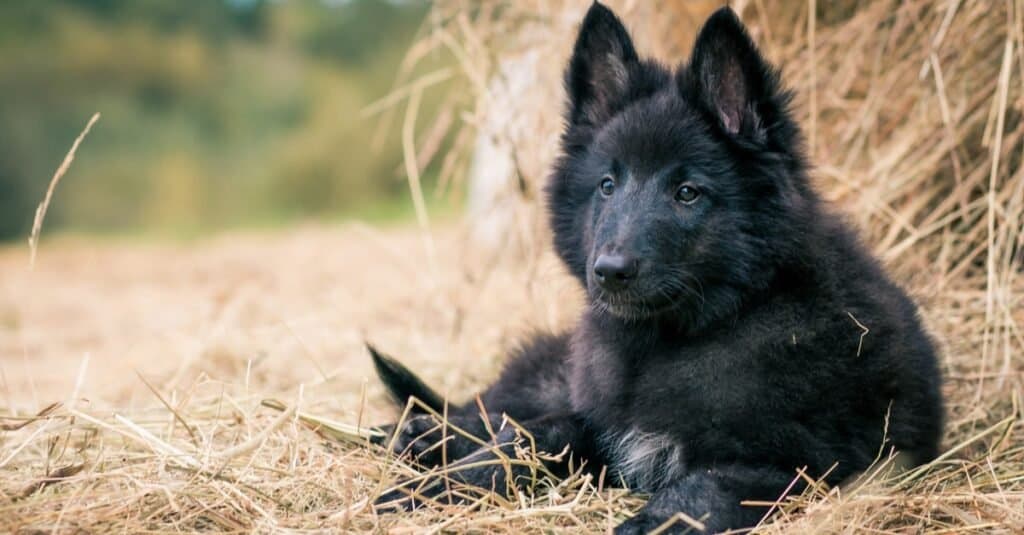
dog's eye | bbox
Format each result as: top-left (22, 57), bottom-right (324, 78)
top-left (675, 184), bottom-right (701, 204)
top-left (599, 176), bottom-right (616, 196)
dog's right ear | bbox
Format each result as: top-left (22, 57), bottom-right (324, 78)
top-left (565, 2), bottom-right (640, 126)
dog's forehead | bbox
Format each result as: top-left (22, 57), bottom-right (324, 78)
top-left (595, 92), bottom-right (718, 176)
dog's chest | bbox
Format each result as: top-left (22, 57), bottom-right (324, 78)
top-left (569, 329), bottom-right (763, 490)
top-left (600, 427), bottom-right (687, 491)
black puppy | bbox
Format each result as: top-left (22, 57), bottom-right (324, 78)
top-left (370, 3), bottom-right (943, 533)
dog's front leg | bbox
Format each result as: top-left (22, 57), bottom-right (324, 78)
top-left (374, 411), bottom-right (505, 467)
top-left (374, 413), bottom-right (591, 510)
top-left (614, 465), bottom-right (798, 534)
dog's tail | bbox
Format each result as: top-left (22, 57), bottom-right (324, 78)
top-left (367, 343), bottom-right (446, 414)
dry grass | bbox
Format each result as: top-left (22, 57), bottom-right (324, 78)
top-left (2, 0), bottom-right (1024, 533)
top-left (0, 224), bottom-right (595, 532)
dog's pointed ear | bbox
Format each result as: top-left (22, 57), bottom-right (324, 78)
top-left (683, 7), bottom-right (782, 141)
top-left (565, 2), bottom-right (640, 125)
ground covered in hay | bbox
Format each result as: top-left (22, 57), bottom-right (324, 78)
top-left (0, 221), bottom-right (1021, 534)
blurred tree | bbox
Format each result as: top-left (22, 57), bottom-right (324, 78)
top-left (0, 0), bottom-right (442, 241)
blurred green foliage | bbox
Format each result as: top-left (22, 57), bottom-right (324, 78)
top-left (0, 0), bottom-right (446, 241)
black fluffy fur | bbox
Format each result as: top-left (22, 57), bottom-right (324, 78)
top-left (370, 4), bottom-right (944, 533)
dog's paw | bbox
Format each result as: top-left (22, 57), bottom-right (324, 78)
top-left (373, 476), bottom-right (461, 513)
top-left (385, 415), bottom-right (452, 465)
top-left (373, 485), bottom-right (423, 512)
top-left (614, 513), bottom-right (690, 535)
top-left (374, 458), bottom-right (508, 514)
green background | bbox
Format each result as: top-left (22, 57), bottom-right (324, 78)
top-left (0, 0), bottom-right (452, 241)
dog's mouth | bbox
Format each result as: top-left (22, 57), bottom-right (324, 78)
top-left (589, 287), bottom-right (699, 321)
top-left (585, 265), bottom-right (707, 321)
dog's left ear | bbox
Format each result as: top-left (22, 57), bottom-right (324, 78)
top-left (682, 7), bottom-right (784, 142)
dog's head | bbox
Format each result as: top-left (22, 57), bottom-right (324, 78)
top-left (548, 3), bottom-right (815, 325)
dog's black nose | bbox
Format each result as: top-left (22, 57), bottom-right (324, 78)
top-left (593, 254), bottom-right (638, 290)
